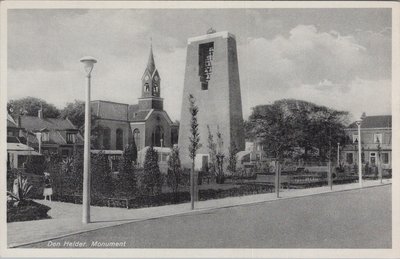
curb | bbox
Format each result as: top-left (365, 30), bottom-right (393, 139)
top-left (9, 181), bottom-right (392, 248)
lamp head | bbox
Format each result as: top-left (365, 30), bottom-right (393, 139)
top-left (80, 56), bottom-right (97, 76)
top-left (355, 119), bottom-right (362, 126)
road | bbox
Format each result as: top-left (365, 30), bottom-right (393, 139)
top-left (24, 185), bottom-right (391, 248)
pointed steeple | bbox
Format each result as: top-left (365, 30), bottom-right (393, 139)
top-left (146, 40), bottom-right (156, 74)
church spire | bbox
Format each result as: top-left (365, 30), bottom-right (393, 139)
top-left (146, 40), bottom-right (156, 74)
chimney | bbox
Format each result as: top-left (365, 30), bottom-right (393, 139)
top-left (38, 103), bottom-right (43, 119)
top-left (38, 108), bottom-right (43, 119)
top-left (361, 112), bottom-right (366, 120)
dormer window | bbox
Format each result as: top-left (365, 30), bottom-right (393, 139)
top-left (374, 133), bottom-right (383, 144)
top-left (66, 133), bottom-right (76, 144)
top-left (42, 132), bottom-right (49, 142)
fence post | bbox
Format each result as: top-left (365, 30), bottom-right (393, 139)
top-left (275, 162), bottom-right (280, 198)
top-left (328, 161), bottom-right (333, 190)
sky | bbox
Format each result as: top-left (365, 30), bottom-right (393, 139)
top-left (7, 8), bottom-right (392, 122)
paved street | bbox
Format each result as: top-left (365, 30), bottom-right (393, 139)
top-left (22, 184), bottom-right (391, 248)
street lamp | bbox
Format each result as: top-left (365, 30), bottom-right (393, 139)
top-left (355, 118), bottom-right (363, 188)
top-left (80, 56), bottom-right (97, 224)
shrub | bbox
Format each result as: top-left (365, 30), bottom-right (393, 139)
top-left (25, 155), bottom-right (47, 175)
top-left (91, 151), bottom-right (114, 197)
top-left (141, 146), bottom-right (163, 195)
top-left (116, 144), bottom-right (137, 196)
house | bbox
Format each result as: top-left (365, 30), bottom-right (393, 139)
top-left (341, 114), bottom-right (392, 173)
top-left (7, 113), bottom-right (41, 170)
top-left (18, 109), bottom-right (84, 158)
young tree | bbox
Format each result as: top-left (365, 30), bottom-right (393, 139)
top-left (227, 141), bottom-right (238, 176)
top-left (215, 127), bottom-right (225, 184)
top-left (207, 125), bottom-right (217, 178)
top-left (8, 97), bottom-right (60, 119)
top-left (188, 94), bottom-right (201, 209)
top-left (167, 146), bottom-right (182, 201)
top-left (143, 146), bottom-right (162, 195)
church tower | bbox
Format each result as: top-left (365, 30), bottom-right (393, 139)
top-left (178, 30), bottom-right (245, 168)
top-left (138, 44), bottom-right (163, 111)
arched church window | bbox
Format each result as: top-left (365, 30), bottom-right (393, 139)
top-left (103, 127), bottom-right (111, 150)
top-left (116, 128), bottom-right (124, 150)
top-left (145, 83), bottom-right (150, 92)
top-left (133, 128), bottom-right (140, 151)
top-left (152, 126), bottom-right (164, 147)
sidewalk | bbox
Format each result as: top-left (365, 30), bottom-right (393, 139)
top-left (7, 179), bottom-right (391, 248)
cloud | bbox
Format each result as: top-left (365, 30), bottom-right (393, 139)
top-left (238, 24), bottom-right (391, 119)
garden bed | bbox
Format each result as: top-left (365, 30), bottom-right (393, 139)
top-left (7, 200), bottom-right (51, 223)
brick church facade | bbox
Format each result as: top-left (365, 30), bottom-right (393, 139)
top-left (91, 45), bottom-right (178, 151)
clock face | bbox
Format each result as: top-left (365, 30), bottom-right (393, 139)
top-left (145, 75), bottom-right (149, 81)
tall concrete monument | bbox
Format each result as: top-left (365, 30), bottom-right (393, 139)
top-left (178, 30), bottom-right (245, 168)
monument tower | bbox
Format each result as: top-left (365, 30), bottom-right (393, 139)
top-left (178, 29), bottom-right (245, 168)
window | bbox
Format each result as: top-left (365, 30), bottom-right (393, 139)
top-left (103, 128), bottom-right (111, 149)
top-left (116, 129), bottom-right (124, 150)
top-left (152, 126), bottom-right (164, 147)
top-left (346, 153), bottom-right (353, 164)
top-left (381, 153), bottom-right (389, 164)
top-left (370, 152), bottom-right (376, 165)
top-left (199, 42), bottom-right (214, 90)
top-left (144, 83), bottom-right (149, 92)
top-left (374, 133), bottom-right (383, 144)
top-left (352, 134), bottom-right (359, 143)
top-left (133, 128), bottom-right (140, 150)
top-left (66, 133), bottom-right (76, 144)
top-left (42, 132), bottom-right (49, 142)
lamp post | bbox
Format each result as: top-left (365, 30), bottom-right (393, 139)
top-left (80, 56), bottom-right (97, 224)
top-left (355, 119), bottom-right (363, 188)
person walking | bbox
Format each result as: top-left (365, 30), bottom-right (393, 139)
top-left (43, 172), bottom-right (53, 201)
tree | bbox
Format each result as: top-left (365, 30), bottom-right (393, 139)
top-left (60, 100), bottom-right (85, 130)
top-left (117, 144), bottom-right (137, 196)
top-left (227, 141), bottom-right (238, 175)
top-left (246, 99), bottom-right (348, 162)
top-left (7, 97), bottom-right (60, 119)
top-left (59, 100), bottom-right (101, 147)
top-left (142, 146), bottom-right (162, 195)
top-left (188, 94), bottom-right (201, 209)
top-left (167, 146), bottom-right (182, 201)
top-left (246, 99), bottom-right (349, 197)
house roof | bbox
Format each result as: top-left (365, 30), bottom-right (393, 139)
top-left (20, 116), bottom-right (77, 131)
top-left (7, 113), bottom-right (18, 128)
top-left (128, 104), bottom-right (140, 121)
top-left (348, 115), bottom-right (392, 129)
top-left (130, 110), bottom-right (151, 122)
top-left (91, 100), bottom-right (129, 121)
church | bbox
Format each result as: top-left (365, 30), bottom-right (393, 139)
top-left (90, 45), bottom-right (179, 152)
